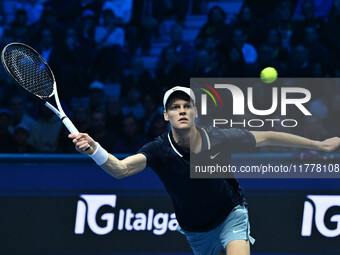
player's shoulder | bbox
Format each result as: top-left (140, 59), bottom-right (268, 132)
top-left (137, 133), bottom-right (171, 167)
top-left (152, 132), bottom-right (169, 145)
top-left (139, 133), bottom-right (169, 152)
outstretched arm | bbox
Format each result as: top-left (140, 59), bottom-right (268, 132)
top-left (68, 133), bottom-right (146, 179)
top-left (251, 131), bottom-right (340, 152)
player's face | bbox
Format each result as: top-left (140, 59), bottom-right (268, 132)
top-left (164, 98), bottom-right (197, 130)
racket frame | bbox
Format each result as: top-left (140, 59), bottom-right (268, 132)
top-left (1, 42), bottom-right (79, 135)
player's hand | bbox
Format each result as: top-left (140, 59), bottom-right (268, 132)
top-left (319, 137), bottom-right (340, 152)
top-left (68, 133), bottom-right (97, 155)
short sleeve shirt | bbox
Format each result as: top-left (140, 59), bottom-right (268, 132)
top-left (138, 126), bottom-right (256, 232)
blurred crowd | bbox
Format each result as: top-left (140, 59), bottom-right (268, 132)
top-left (0, 0), bottom-right (339, 155)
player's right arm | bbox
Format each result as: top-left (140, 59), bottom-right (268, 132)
top-left (68, 133), bottom-right (146, 179)
top-left (102, 153), bottom-right (147, 179)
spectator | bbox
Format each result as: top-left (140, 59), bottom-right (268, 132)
top-left (85, 111), bottom-right (117, 152)
top-left (195, 6), bottom-right (231, 49)
top-left (129, 0), bottom-right (168, 54)
top-left (266, 28), bottom-right (290, 64)
top-left (142, 93), bottom-right (163, 135)
top-left (72, 105), bottom-right (92, 132)
top-left (101, 0), bottom-right (133, 24)
top-left (0, 13), bottom-right (5, 43)
top-left (0, 68), bottom-right (17, 107)
top-left (44, 0), bottom-right (89, 26)
top-left (232, 4), bottom-right (262, 46)
top-left (287, 44), bottom-right (311, 77)
top-left (161, 23), bottom-right (196, 70)
top-left (303, 25), bottom-right (330, 65)
top-left (52, 27), bottom-right (94, 103)
top-left (95, 8), bottom-right (125, 48)
top-left (159, 0), bottom-right (189, 22)
top-left (106, 96), bottom-right (124, 137)
top-left (291, 0), bottom-right (326, 46)
top-left (188, 0), bottom-right (206, 15)
top-left (35, 27), bottom-right (58, 65)
top-left (5, 9), bottom-right (31, 43)
top-left (231, 27), bottom-right (258, 65)
top-left (8, 95), bottom-right (36, 134)
top-left (256, 44), bottom-right (285, 75)
top-left (310, 62), bottom-right (331, 78)
top-left (77, 0), bottom-right (103, 18)
top-left (202, 37), bottom-right (224, 73)
top-left (12, 124), bottom-right (36, 153)
top-left (243, 0), bottom-right (279, 19)
top-left (155, 46), bottom-right (188, 90)
top-left (224, 47), bottom-right (250, 77)
top-left (325, 0), bottom-right (340, 67)
top-left (121, 56), bottom-right (154, 97)
top-left (88, 81), bottom-right (106, 113)
top-left (263, 1), bottom-right (295, 52)
top-left (191, 48), bottom-right (222, 77)
top-left (94, 9), bottom-right (126, 82)
top-left (31, 8), bottom-right (63, 45)
top-left (95, 44), bottom-right (125, 82)
top-left (122, 88), bottom-right (146, 120)
top-left (0, 109), bottom-right (14, 153)
top-left (28, 107), bottom-right (62, 153)
top-left (18, 0), bottom-right (45, 25)
top-left (111, 114), bottom-right (149, 153)
top-left (78, 10), bottom-right (97, 48)
top-left (146, 114), bottom-right (168, 139)
top-left (294, 0), bottom-right (333, 19)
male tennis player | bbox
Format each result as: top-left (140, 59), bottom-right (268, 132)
top-left (69, 86), bottom-right (340, 255)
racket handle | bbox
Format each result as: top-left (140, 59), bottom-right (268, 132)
top-left (62, 117), bottom-right (90, 151)
top-left (62, 117), bottom-right (79, 134)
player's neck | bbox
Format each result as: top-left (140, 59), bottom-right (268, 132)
top-left (172, 126), bottom-right (201, 153)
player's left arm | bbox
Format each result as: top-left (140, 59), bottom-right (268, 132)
top-left (250, 131), bottom-right (340, 152)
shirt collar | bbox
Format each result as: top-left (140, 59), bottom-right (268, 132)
top-left (167, 127), bottom-right (210, 157)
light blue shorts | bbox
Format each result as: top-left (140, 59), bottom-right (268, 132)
top-left (177, 205), bottom-right (255, 255)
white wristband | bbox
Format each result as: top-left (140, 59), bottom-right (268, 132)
top-left (89, 143), bottom-right (109, 165)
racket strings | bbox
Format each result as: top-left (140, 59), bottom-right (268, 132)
top-left (3, 46), bottom-right (54, 98)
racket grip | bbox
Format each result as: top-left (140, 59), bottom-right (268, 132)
top-left (62, 117), bottom-right (90, 151)
top-left (62, 117), bottom-right (79, 134)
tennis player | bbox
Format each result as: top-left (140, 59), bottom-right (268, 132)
top-left (69, 86), bottom-right (340, 255)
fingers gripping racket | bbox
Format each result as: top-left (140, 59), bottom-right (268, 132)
top-left (1, 42), bottom-right (89, 150)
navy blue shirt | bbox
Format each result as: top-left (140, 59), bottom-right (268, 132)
top-left (138, 126), bottom-right (256, 232)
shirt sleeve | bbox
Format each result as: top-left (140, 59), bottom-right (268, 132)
top-left (138, 138), bottom-right (163, 169)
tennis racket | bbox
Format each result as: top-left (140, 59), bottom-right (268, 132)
top-left (1, 42), bottom-right (89, 150)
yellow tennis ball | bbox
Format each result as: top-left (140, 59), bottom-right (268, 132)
top-left (260, 67), bottom-right (278, 83)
